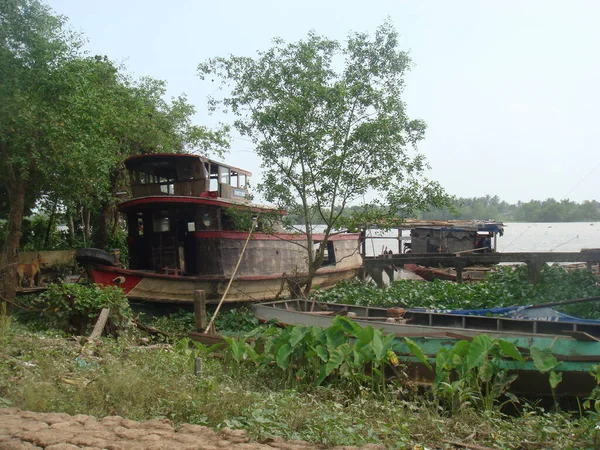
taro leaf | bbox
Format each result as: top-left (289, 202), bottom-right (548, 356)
top-left (478, 362), bottom-right (493, 383)
top-left (435, 348), bottom-right (449, 374)
top-left (228, 338), bottom-right (247, 363)
top-left (332, 315), bottom-right (362, 335)
top-left (530, 347), bottom-right (558, 373)
top-left (371, 329), bottom-right (385, 362)
top-left (325, 348), bottom-right (344, 376)
top-left (549, 370), bottom-right (563, 389)
top-left (354, 325), bottom-right (374, 349)
top-left (448, 340), bottom-right (471, 359)
top-left (276, 343), bottom-right (293, 369)
top-left (244, 343), bottom-right (259, 364)
top-left (505, 391), bottom-right (520, 404)
top-left (289, 325), bottom-right (309, 348)
top-left (316, 365), bottom-right (327, 386)
top-left (352, 348), bottom-right (365, 368)
top-left (404, 337), bottom-right (431, 370)
top-left (497, 339), bottom-right (524, 362)
top-left (315, 345), bottom-right (328, 362)
top-left (325, 325), bottom-right (346, 351)
top-left (466, 334), bottom-right (493, 369)
top-left (311, 326), bottom-right (326, 344)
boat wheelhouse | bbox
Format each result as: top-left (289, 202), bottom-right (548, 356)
top-left (79, 153), bottom-right (362, 303)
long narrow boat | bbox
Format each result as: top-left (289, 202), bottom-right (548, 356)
top-left (77, 154), bottom-right (362, 304)
top-left (251, 299), bottom-right (600, 397)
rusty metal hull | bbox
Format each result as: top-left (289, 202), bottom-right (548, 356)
top-left (89, 264), bottom-right (360, 304)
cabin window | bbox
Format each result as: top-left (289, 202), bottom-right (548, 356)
top-left (202, 213), bottom-right (211, 228)
top-left (230, 171), bottom-right (238, 188)
top-left (314, 241), bottom-right (336, 266)
top-left (219, 166), bottom-right (230, 185)
top-left (239, 174), bottom-right (247, 188)
top-left (187, 222), bottom-right (195, 232)
top-left (137, 216), bottom-right (144, 236)
top-left (153, 210), bottom-right (171, 232)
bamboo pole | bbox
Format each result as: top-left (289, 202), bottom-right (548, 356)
top-left (204, 219), bottom-right (256, 334)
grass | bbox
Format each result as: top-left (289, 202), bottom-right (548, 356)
top-left (1, 316), bottom-right (599, 449)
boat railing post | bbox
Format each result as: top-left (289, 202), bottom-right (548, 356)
top-left (194, 290), bottom-right (207, 332)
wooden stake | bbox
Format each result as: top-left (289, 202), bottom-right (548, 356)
top-left (194, 290), bottom-right (207, 332)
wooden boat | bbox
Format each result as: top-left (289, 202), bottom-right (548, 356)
top-left (252, 299), bottom-right (600, 397)
top-left (77, 154), bottom-right (362, 304)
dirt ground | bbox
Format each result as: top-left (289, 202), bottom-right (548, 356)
top-left (0, 408), bottom-right (387, 450)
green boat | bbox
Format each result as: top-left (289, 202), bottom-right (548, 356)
top-left (251, 299), bottom-right (600, 398)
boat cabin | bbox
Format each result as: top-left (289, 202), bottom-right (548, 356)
top-left (126, 153), bottom-right (250, 201)
top-left (121, 154), bottom-right (258, 275)
top-left (400, 220), bottom-right (504, 254)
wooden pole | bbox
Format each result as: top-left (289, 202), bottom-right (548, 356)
top-left (525, 296), bottom-right (600, 310)
top-left (204, 220), bottom-right (256, 334)
top-left (194, 290), bottom-right (207, 332)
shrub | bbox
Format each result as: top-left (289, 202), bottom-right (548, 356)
top-left (36, 283), bottom-right (132, 334)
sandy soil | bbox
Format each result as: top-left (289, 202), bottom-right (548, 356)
top-left (0, 408), bottom-right (386, 450)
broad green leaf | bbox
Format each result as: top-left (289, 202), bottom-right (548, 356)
top-left (530, 347), bottom-right (558, 373)
top-left (325, 349), bottom-right (344, 376)
top-left (497, 339), bottom-right (524, 362)
top-left (316, 365), bottom-right (327, 386)
top-left (325, 326), bottom-right (346, 351)
top-left (332, 315), bottom-right (362, 335)
top-left (289, 325), bottom-right (309, 348)
top-left (448, 340), bottom-right (471, 359)
top-left (466, 334), bottom-right (493, 369)
top-left (371, 329), bottom-right (385, 362)
top-left (276, 343), bottom-right (293, 369)
top-left (549, 370), bottom-right (563, 389)
top-left (403, 337), bottom-right (431, 370)
top-left (354, 326), bottom-right (374, 349)
top-left (435, 348), bottom-right (449, 375)
top-left (478, 362), bottom-right (493, 383)
top-left (315, 345), bottom-right (328, 362)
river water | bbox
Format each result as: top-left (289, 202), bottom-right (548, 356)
top-left (361, 222), bottom-right (600, 257)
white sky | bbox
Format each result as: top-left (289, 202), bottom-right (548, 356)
top-left (48, 0), bottom-right (600, 204)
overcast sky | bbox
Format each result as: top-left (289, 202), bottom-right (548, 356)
top-left (48, 0), bottom-right (600, 204)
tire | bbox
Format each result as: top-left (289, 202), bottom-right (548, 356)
top-left (76, 248), bottom-right (115, 266)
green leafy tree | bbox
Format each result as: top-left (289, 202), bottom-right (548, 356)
top-left (0, 0), bottom-right (80, 307)
top-left (199, 22), bottom-right (450, 295)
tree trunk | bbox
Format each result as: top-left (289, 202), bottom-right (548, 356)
top-left (44, 198), bottom-right (58, 249)
top-left (95, 201), bottom-right (111, 250)
top-left (81, 206), bottom-right (91, 246)
top-left (2, 167), bottom-right (27, 314)
top-left (67, 208), bottom-right (75, 247)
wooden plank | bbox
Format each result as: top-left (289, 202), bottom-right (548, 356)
top-left (560, 331), bottom-right (600, 342)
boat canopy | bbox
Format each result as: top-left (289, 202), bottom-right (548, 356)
top-left (395, 219), bottom-right (504, 235)
top-left (124, 153), bottom-right (251, 202)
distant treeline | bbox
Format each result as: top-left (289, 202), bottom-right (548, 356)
top-left (290, 196), bottom-right (600, 225)
top-left (417, 196), bottom-right (600, 222)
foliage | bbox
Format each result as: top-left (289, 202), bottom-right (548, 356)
top-left (34, 283), bottom-right (132, 333)
top-left (313, 265), bottom-right (600, 317)
top-left (418, 195), bottom-right (600, 222)
top-left (143, 307), bottom-right (260, 341)
top-left (199, 21), bottom-right (451, 295)
top-left (220, 316), bottom-right (420, 394)
top-left (433, 335), bottom-right (523, 413)
top-left (0, 319), bottom-right (596, 449)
